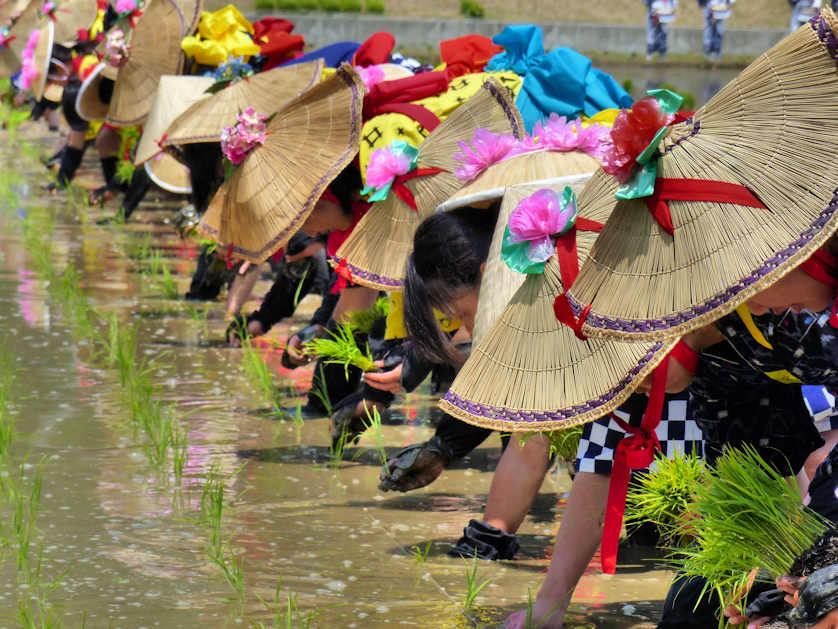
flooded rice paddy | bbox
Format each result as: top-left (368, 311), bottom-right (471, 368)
top-left (0, 121), bottom-right (677, 628)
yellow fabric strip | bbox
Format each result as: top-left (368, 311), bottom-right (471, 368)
top-left (735, 304), bottom-right (773, 350)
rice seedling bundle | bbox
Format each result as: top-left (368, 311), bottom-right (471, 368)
top-left (305, 322), bottom-right (376, 374)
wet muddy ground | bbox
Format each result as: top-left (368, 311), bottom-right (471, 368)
top-left (0, 120), bottom-right (677, 628)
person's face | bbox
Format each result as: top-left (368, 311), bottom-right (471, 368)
top-left (449, 289), bottom-right (480, 334)
top-left (745, 268), bottom-right (834, 315)
top-left (300, 197), bottom-right (342, 237)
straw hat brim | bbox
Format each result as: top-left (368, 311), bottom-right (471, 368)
top-left (7, 0), bottom-right (41, 59)
top-left (0, 0), bottom-right (30, 30)
top-left (52, 0), bottom-right (98, 47)
top-left (439, 179), bottom-right (676, 432)
top-left (106, 0), bottom-right (202, 126)
top-left (333, 78), bottom-right (526, 291)
top-left (196, 64), bottom-right (365, 264)
top-left (30, 21), bottom-right (52, 101)
top-left (568, 7), bottom-right (838, 342)
top-left (134, 74), bottom-right (214, 165)
top-left (438, 150), bottom-right (601, 213)
top-left (145, 153), bottom-right (191, 194)
top-left (75, 62), bottom-right (112, 122)
top-left (0, 46), bottom-right (19, 78)
top-left (162, 60), bottom-right (324, 147)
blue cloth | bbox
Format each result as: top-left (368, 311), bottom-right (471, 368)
top-left (280, 41), bottom-right (360, 68)
top-left (486, 25), bottom-right (633, 132)
top-left (646, 5), bottom-right (670, 56)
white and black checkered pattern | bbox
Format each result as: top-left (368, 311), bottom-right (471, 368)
top-left (574, 392), bottom-right (704, 475)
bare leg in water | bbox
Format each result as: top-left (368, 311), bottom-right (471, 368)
top-left (505, 471), bottom-right (610, 629)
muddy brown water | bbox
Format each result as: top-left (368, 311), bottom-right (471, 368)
top-left (0, 123), bottom-right (677, 628)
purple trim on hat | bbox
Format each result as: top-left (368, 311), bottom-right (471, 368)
top-left (224, 66), bottom-right (362, 260)
top-left (442, 342), bottom-right (666, 423)
top-left (480, 79), bottom-right (524, 140)
top-left (568, 187), bottom-right (838, 334)
top-left (810, 13), bottom-right (838, 67)
top-left (663, 120), bottom-right (700, 154)
top-left (328, 255), bottom-right (403, 288)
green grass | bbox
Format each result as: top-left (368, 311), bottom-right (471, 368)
top-left (345, 296), bottom-right (390, 335)
top-left (410, 540), bottom-right (432, 564)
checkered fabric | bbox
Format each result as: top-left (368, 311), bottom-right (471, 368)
top-left (575, 392), bottom-right (703, 475)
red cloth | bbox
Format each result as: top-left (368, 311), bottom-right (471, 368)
top-left (353, 31), bottom-right (395, 67)
top-left (439, 34), bottom-right (503, 80)
top-left (327, 201), bottom-right (370, 258)
top-left (363, 71), bottom-right (449, 129)
top-left (252, 18), bottom-right (304, 71)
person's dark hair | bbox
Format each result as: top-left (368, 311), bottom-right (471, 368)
top-left (327, 163), bottom-right (362, 214)
top-left (183, 142), bottom-right (224, 214)
top-left (404, 204), bottom-right (499, 365)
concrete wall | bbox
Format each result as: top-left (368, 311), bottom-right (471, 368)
top-left (251, 13), bottom-right (787, 57)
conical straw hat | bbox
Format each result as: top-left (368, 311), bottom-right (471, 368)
top-left (29, 20), bottom-right (52, 100)
top-left (439, 175), bottom-right (677, 432)
top-left (134, 74), bottom-right (214, 165)
top-left (52, 0), bottom-right (98, 47)
top-left (565, 7), bottom-right (838, 342)
top-left (0, 46), bottom-right (17, 77)
top-left (75, 61), bottom-right (116, 121)
top-left (333, 79), bottom-right (525, 291)
top-left (438, 149), bottom-right (600, 213)
top-left (145, 153), bottom-right (191, 193)
top-left (197, 64), bottom-right (365, 264)
top-left (106, 0), bottom-right (202, 126)
top-left (161, 60), bottom-right (324, 148)
top-left (0, 0), bottom-right (30, 29)
top-left (471, 170), bottom-right (596, 346)
top-left (7, 0), bottom-right (40, 59)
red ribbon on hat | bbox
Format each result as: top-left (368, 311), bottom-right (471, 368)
top-left (600, 338), bottom-right (698, 574)
top-left (363, 71), bottom-right (448, 131)
top-left (156, 133), bottom-right (168, 150)
top-left (128, 8), bottom-right (143, 27)
top-left (645, 177), bottom-right (766, 236)
top-left (332, 258), bottom-right (353, 294)
top-left (550, 217), bottom-right (604, 340)
top-left (390, 167), bottom-right (446, 211)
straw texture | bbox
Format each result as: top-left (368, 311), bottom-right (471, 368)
top-left (439, 176), bottom-right (676, 432)
top-left (52, 0), bottom-right (97, 46)
top-left (471, 173), bottom-right (595, 346)
top-left (438, 150), bottom-right (600, 213)
top-left (7, 0), bottom-right (40, 59)
top-left (197, 64), bottom-right (365, 264)
top-left (145, 152), bottom-right (191, 193)
top-left (161, 60), bottom-right (323, 147)
top-left (568, 7), bottom-right (838, 341)
top-left (134, 74), bottom-right (214, 165)
top-left (334, 78), bottom-right (525, 291)
top-left (30, 21), bottom-right (51, 101)
top-left (0, 0), bottom-right (30, 31)
top-left (106, 0), bottom-right (202, 126)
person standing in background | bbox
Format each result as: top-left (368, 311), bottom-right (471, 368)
top-left (698, 0), bottom-right (734, 60)
top-left (789, 0), bottom-right (821, 33)
top-left (645, 0), bottom-right (678, 60)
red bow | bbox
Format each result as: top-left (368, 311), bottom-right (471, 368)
top-left (332, 258), bottom-right (353, 294)
top-left (389, 167), bottom-right (446, 211)
top-left (156, 133), bottom-right (168, 150)
top-left (645, 177), bottom-right (766, 236)
top-left (363, 71), bottom-right (448, 131)
top-left (128, 9), bottom-right (143, 27)
top-left (225, 244), bottom-right (234, 270)
top-left (0, 33), bottom-right (16, 47)
top-left (600, 339), bottom-right (697, 574)
top-left (550, 217), bottom-right (604, 340)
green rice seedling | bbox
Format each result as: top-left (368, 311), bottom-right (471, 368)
top-left (522, 589), bottom-right (567, 629)
top-left (355, 405), bottom-right (387, 466)
top-left (305, 322), bottom-right (376, 375)
top-left (170, 420), bottom-right (188, 484)
top-left (329, 426), bottom-right (351, 469)
top-left (158, 257), bottom-right (179, 300)
top-left (200, 464), bottom-right (226, 550)
top-left (625, 451), bottom-right (708, 547)
top-left (142, 403), bottom-right (177, 468)
top-left (131, 233), bottom-right (152, 263)
top-left (105, 314), bottom-right (139, 387)
top-left (208, 539), bottom-right (245, 602)
top-left (240, 335), bottom-right (283, 414)
top-left (9, 461), bottom-right (44, 576)
top-left (519, 426), bottom-right (584, 463)
top-left (410, 540), bottom-right (431, 564)
top-left (345, 296), bottom-right (390, 334)
top-left (0, 343), bottom-right (17, 460)
top-left (308, 364), bottom-right (332, 416)
top-left (292, 265), bottom-right (309, 308)
top-left (462, 555), bottom-right (492, 612)
top-left (669, 445), bottom-right (830, 622)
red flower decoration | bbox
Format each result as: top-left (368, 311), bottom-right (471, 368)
top-left (601, 98), bottom-right (675, 183)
